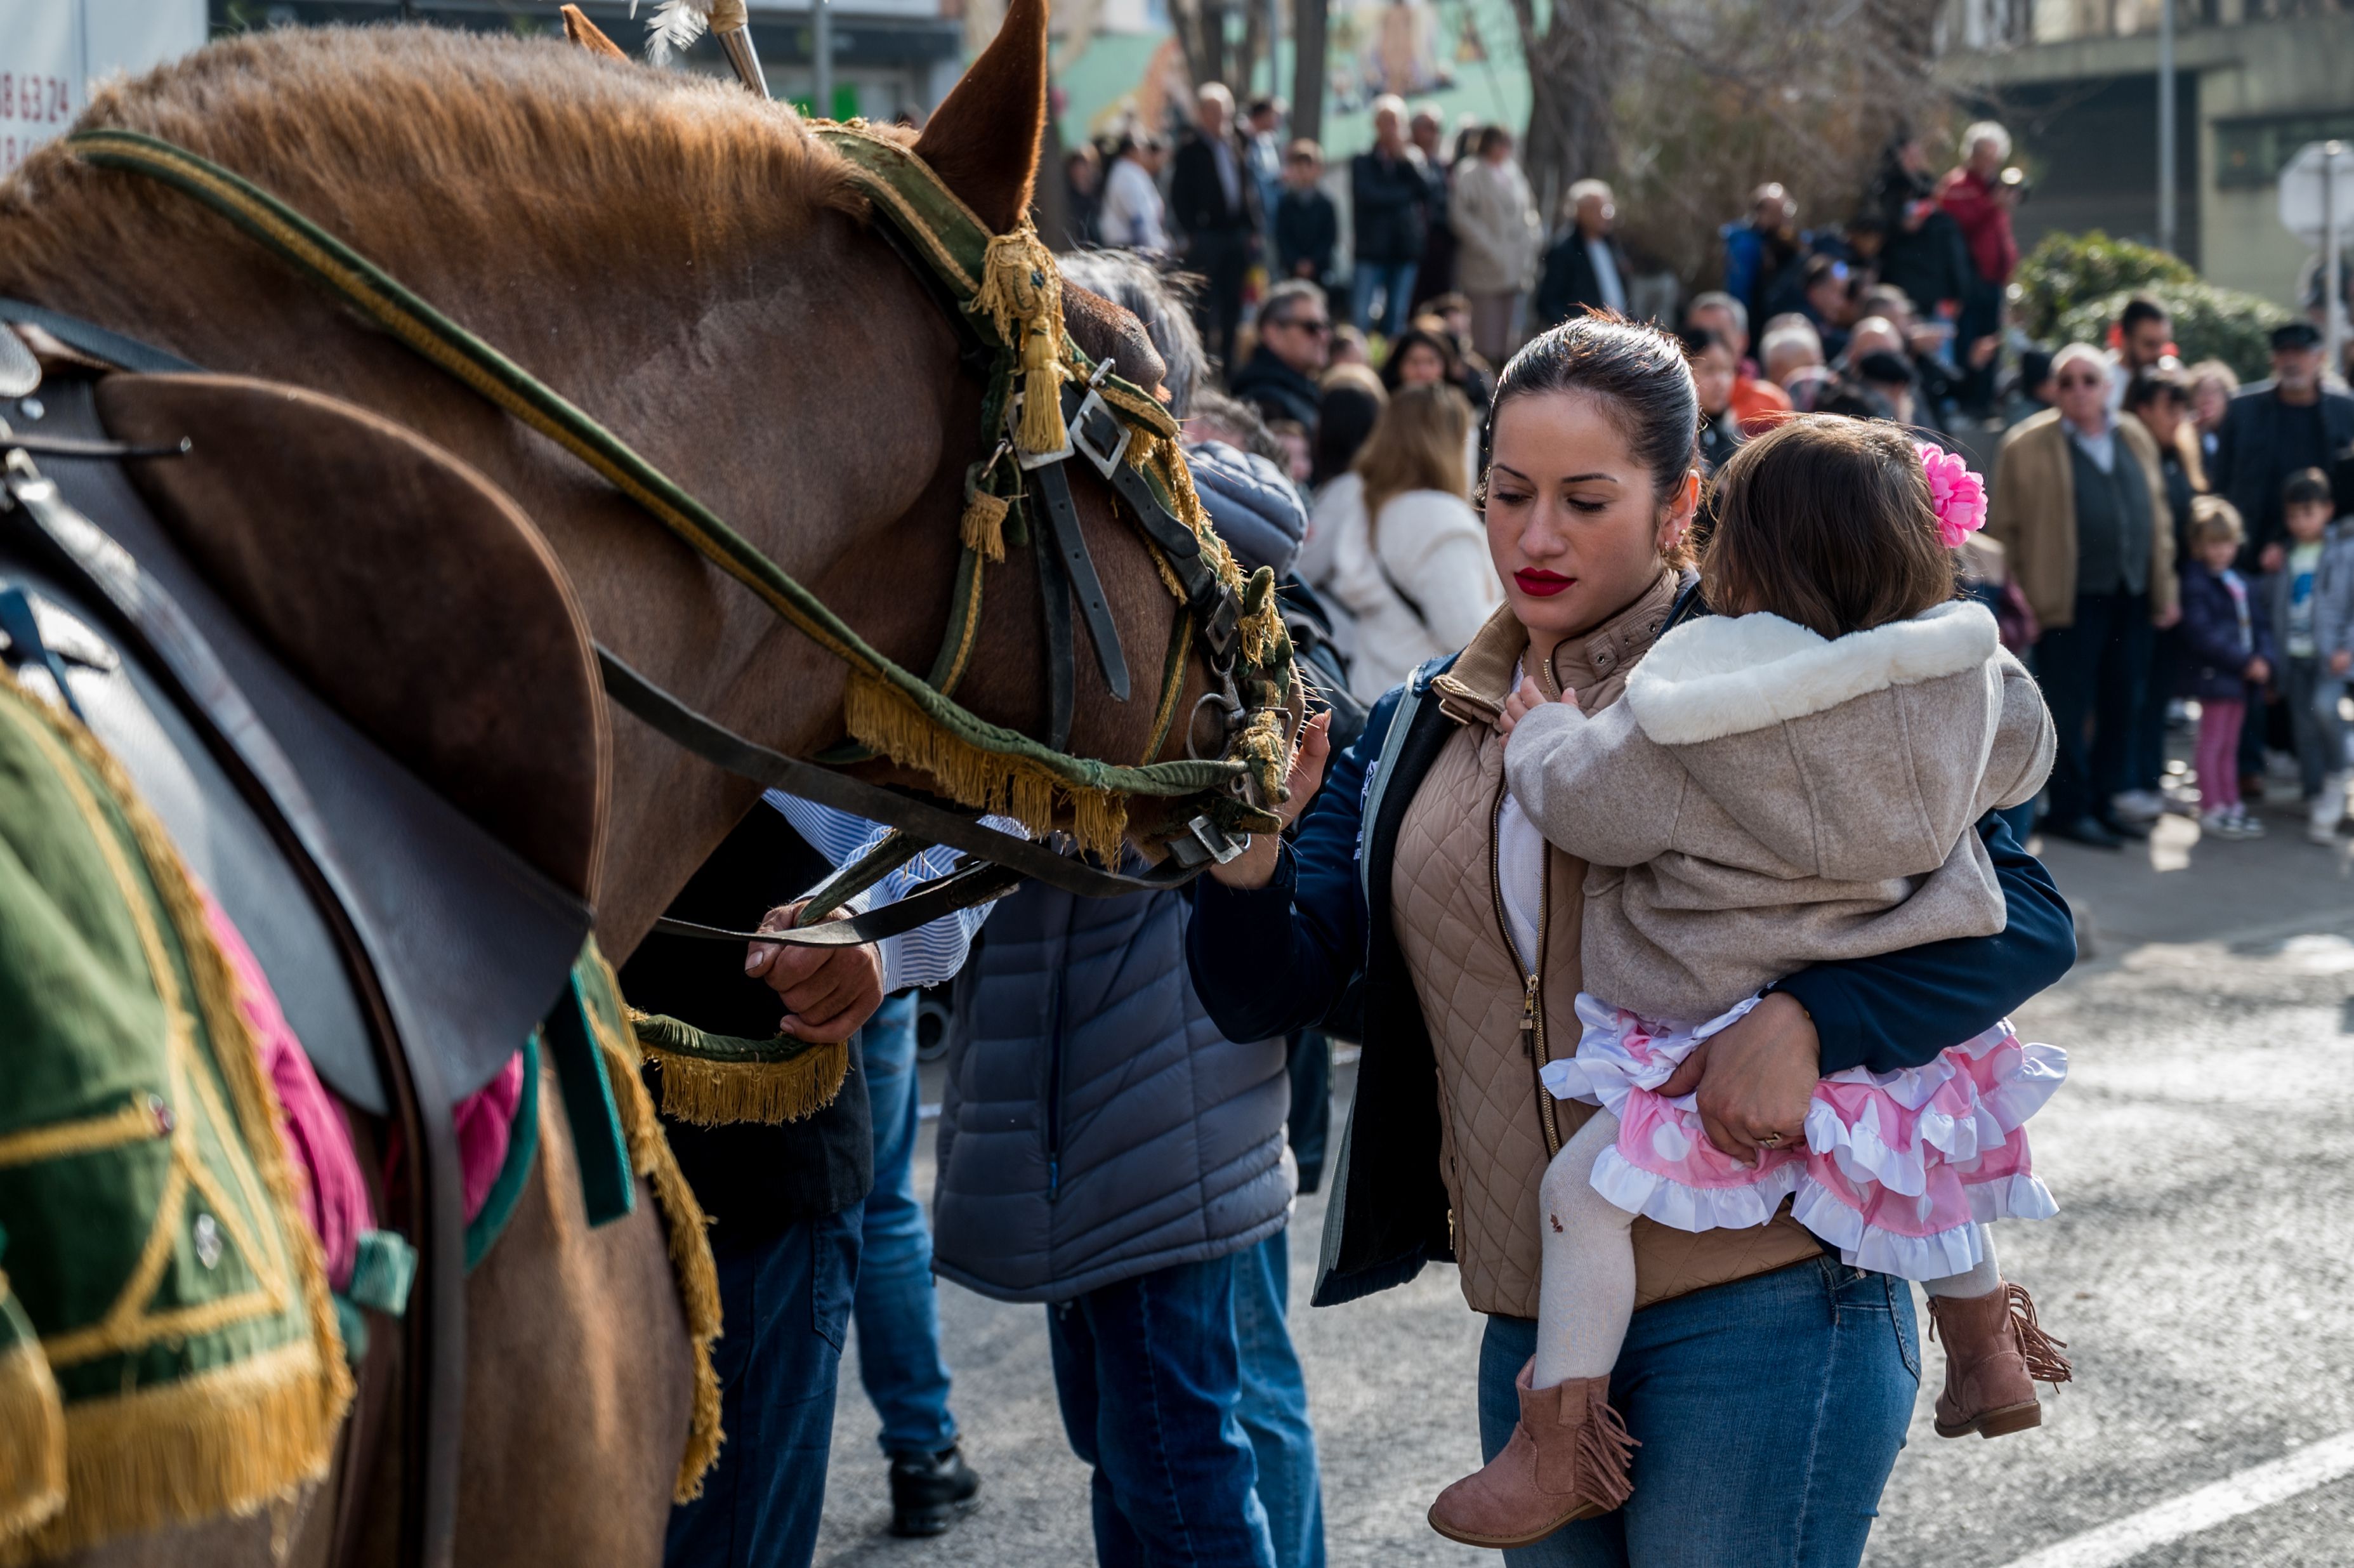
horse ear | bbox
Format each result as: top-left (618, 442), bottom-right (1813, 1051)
top-left (913, 0), bottom-right (1048, 234)
top-left (560, 4), bottom-right (629, 60)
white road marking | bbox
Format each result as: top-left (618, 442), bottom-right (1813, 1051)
top-left (1995, 1430), bottom-right (2354, 1568)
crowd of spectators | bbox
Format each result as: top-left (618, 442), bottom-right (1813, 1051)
top-left (1061, 86), bottom-right (2353, 860)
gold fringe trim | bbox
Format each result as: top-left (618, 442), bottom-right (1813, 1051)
top-left (640, 1041), bottom-right (850, 1129)
top-left (1233, 707), bottom-right (1291, 807)
top-left (841, 675), bottom-right (1128, 860)
top-left (0, 1344), bottom-right (338, 1567)
top-left (959, 489), bottom-right (1009, 563)
top-left (1238, 566), bottom-right (1282, 668)
top-left (971, 223), bottom-right (1067, 456)
top-left (586, 985), bottom-right (723, 1504)
top-left (0, 1338), bottom-right (64, 1550)
top-left (0, 687), bottom-right (352, 1559)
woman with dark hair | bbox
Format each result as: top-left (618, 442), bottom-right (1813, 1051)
top-left (1382, 324), bottom-right (1466, 395)
top-left (1185, 314), bottom-right (2077, 1565)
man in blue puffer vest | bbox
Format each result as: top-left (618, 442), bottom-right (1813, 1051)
top-left (935, 422), bottom-right (1325, 1568)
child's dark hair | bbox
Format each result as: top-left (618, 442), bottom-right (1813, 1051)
top-left (1699, 415), bottom-right (1957, 638)
top-left (2284, 466), bottom-right (2334, 513)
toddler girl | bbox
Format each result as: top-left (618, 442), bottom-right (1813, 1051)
top-left (1428, 417), bottom-right (2073, 1551)
top-left (2175, 496), bottom-right (2277, 840)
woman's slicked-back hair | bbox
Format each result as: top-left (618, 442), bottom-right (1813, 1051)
top-left (1699, 414), bottom-right (1956, 638)
top-left (1484, 312), bottom-right (1700, 507)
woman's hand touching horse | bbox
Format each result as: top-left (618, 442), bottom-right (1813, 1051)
top-left (1209, 709), bottom-right (1332, 890)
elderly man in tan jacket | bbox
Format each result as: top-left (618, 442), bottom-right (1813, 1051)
top-left (1988, 343), bottom-right (2180, 848)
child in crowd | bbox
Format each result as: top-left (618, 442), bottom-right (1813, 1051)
top-left (2178, 497), bottom-right (2278, 841)
top-left (2268, 468), bottom-right (2354, 844)
top-left (1272, 138), bottom-right (1338, 288)
top-left (1682, 327), bottom-right (1743, 475)
top-left (1427, 418), bottom-right (2072, 1551)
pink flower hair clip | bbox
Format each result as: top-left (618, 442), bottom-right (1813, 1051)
top-left (1917, 442), bottom-right (1989, 548)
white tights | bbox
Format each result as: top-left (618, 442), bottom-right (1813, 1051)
top-left (1532, 1110), bottom-right (2006, 1390)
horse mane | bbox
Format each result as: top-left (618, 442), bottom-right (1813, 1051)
top-left (0, 25), bottom-right (864, 326)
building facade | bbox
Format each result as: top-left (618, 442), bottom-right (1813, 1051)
top-left (1943, 0), bottom-right (2354, 303)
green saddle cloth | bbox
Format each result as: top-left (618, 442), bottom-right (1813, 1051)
top-left (0, 680), bottom-right (350, 1563)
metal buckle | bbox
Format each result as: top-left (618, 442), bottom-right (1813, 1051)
top-left (1069, 388), bottom-right (1131, 479)
top-left (1166, 813), bottom-right (1247, 868)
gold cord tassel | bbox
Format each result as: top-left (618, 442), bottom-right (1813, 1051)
top-left (971, 224), bottom-right (1067, 456)
top-left (959, 489), bottom-right (1009, 563)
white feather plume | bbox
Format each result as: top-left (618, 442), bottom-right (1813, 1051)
top-left (633, 0), bottom-right (713, 65)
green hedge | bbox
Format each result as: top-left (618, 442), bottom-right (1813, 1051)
top-left (2013, 230), bottom-right (2194, 341)
top-left (2016, 230), bottom-right (2293, 381)
top-left (2055, 282), bottom-right (2294, 383)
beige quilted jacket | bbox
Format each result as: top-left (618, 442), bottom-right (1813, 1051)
top-left (1504, 600), bottom-right (2055, 1022)
top-left (1391, 573), bottom-right (1822, 1319)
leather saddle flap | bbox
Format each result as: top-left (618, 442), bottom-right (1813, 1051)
top-left (94, 372), bottom-right (609, 903)
top-left (17, 374), bottom-right (595, 1110)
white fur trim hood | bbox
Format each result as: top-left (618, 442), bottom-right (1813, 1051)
top-left (1623, 600), bottom-right (2000, 746)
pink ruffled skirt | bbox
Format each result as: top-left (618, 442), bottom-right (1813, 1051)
top-left (1540, 993), bottom-right (2065, 1282)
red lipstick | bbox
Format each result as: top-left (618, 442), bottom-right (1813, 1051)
top-left (1513, 569), bottom-right (1574, 598)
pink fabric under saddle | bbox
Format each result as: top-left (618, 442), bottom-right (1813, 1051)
top-left (201, 890), bottom-right (525, 1290)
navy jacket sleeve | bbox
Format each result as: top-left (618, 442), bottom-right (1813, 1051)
top-left (1774, 811), bottom-right (2075, 1075)
top-left (1185, 686), bottom-right (1395, 1043)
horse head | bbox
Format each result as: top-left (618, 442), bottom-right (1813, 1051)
top-left (0, 3), bottom-right (1299, 951)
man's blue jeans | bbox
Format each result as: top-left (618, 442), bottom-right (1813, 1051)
top-left (664, 1203), bottom-right (864, 1568)
top-left (1477, 1256), bottom-right (1918, 1568)
top-left (1233, 1227), bottom-right (1326, 1568)
top-left (1047, 1250), bottom-right (1279, 1568)
top-left (1351, 263), bottom-right (1419, 337)
top-left (853, 994), bottom-right (959, 1458)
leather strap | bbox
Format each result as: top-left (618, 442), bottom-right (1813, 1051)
top-left (649, 855), bottom-right (1023, 945)
top-left (595, 645), bottom-right (1237, 899)
top-left (1030, 473), bottom-right (1077, 751)
top-left (0, 297), bottom-right (202, 374)
top-left (1028, 458), bottom-right (1130, 703)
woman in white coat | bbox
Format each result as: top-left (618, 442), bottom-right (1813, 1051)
top-left (1327, 383), bottom-right (1502, 700)
top-left (1450, 127), bottom-right (1542, 365)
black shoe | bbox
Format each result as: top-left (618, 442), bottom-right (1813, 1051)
top-left (2046, 815), bottom-right (2124, 849)
top-left (889, 1445), bottom-right (981, 1538)
top-left (2100, 813), bottom-right (2151, 841)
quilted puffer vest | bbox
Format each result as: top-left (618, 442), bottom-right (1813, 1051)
top-left (1387, 575), bottom-right (1822, 1317)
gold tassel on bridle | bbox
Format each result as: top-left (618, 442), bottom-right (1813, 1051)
top-left (971, 223), bottom-right (1069, 456)
top-left (959, 487), bottom-right (1009, 563)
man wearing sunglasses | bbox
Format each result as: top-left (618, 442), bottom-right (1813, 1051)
top-left (1230, 279), bottom-right (1330, 435)
top-left (1989, 343), bottom-right (2183, 848)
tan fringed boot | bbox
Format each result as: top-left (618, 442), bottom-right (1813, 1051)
top-left (1428, 1361), bottom-right (1636, 1550)
top-left (1930, 1281), bottom-right (2074, 1439)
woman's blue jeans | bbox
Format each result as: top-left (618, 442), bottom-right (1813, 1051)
top-left (1478, 1256), bottom-right (1919, 1568)
top-left (852, 994), bottom-right (959, 1459)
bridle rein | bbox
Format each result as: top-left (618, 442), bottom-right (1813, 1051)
top-left (50, 122), bottom-right (1301, 943)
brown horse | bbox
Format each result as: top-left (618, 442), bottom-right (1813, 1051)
top-left (0, 0), bottom-right (1243, 1561)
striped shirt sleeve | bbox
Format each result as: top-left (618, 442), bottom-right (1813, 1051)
top-left (762, 792), bottom-right (1013, 992)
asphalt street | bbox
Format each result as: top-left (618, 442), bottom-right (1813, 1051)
top-left (812, 773), bottom-right (2354, 1567)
